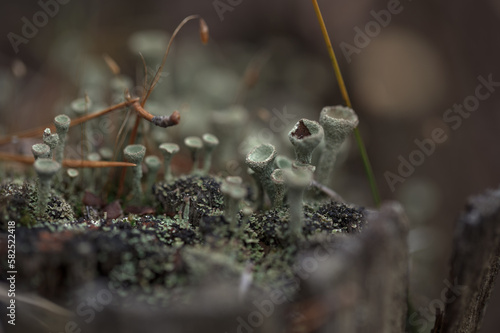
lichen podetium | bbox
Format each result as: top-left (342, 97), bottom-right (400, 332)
top-left (311, 0), bottom-right (381, 207)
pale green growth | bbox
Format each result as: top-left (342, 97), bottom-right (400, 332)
top-left (288, 119), bottom-right (324, 166)
top-left (292, 161), bottom-right (316, 174)
top-left (70, 97), bottom-right (92, 115)
top-left (53, 114), bottom-right (71, 165)
top-left (317, 106), bottom-right (358, 185)
top-left (128, 30), bottom-right (169, 62)
top-left (123, 144), bottom-right (146, 203)
top-left (239, 206), bottom-right (254, 238)
top-left (98, 147), bottom-right (114, 184)
top-left (184, 136), bottom-right (203, 173)
top-left (159, 143), bottom-right (179, 183)
top-left (220, 176), bottom-right (247, 231)
top-left (66, 168), bottom-right (79, 194)
top-left (211, 106), bottom-right (248, 162)
top-left (284, 167), bottom-right (313, 239)
top-left (245, 143), bottom-right (277, 206)
top-left (110, 75), bottom-right (134, 102)
top-left (31, 143), bottom-right (51, 160)
top-left (202, 133), bottom-right (219, 174)
top-left (43, 128), bottom-right (59, 158)
top-left (88, 152), bottom-right (101, 192)
top-left (88, 152), bottom-right (101, 162)
top-left (145, 155), bottom-right (161, 195)
top-left (270, 169), bottom-right (286, 208)
top-left (274, 155), bottom-right (293, 170)
top-left (71, 97), bottom-right (92, 154)
top-left (247, 167), bottom-right (264, 210)
top-left (34, 158), bottom-right (61, 217)
top-left (98, 147), bottom-right (113, 161)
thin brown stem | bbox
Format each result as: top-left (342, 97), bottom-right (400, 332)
top-left (0, 152), bottom-right (135, 168)
top-left (0, 98), bottom-right (139, 146)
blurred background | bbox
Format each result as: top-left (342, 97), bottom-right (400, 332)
top-left (0, 0), bottom-right (499, 331)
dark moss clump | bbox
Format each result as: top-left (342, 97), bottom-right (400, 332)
top-left (8, 217), bottom-right (200, 304)
top-left (248, 201), bottom-right (364, 247)
top-left (45, 192), bottom-right (75, 222)
top-left (0, 180), bottom-right (36, 229)
top-left (307, 201), bottom-right (365, 233)
top-left (153, 175), bottom-right (224, 225)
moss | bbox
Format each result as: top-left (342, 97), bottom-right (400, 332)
top-left (0, 181), bottom-right (36, 229)
top-left (153, 175), bottom-right (224, 225)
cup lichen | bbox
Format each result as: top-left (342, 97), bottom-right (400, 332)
top-left (159, 143), bottom-right (180, 183)
top-left (288, 118), bottom-right (324, 166)
top-left (245, 143), bottom-right (277, 207)
top-left (31, 143), bottom-right (51, 160)
top-left (34, 158), bottom-right (61, 217)
top-left (54, 114), bottom-right (71, 165)
top-left (123, 144), bottom-right (146, 203)
top-left (184, 136), bottom-right (203, 173)
top-left (42, 128), bottom-right (59, 159)
top-left (317, 106), bottom-right (358, 185)
top-left (202, 133), bottom-right (219, 174)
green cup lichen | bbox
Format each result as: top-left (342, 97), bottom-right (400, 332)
top-left (31, 143), bottom-right (51, 160)
top-left (270, 168), bottom-right (286, 208)
top-left (317, 106), bottom-right (358, 185)
top-left (159, 143), bottom-right (180, 183)
top-left (123, 144), bottom-right (146, 203)
top-left (288, 119), bottom-right (324, 166)
top-left (66, 168), bottom-right (79, 194)
top-left (202, 133), bottom-right (219, 174)
top-left (245, 143), bottom-right (277, 206)
top-left (34, 158), bottom-right (61, 217)
top-left (274, 155), bottom-right (293, 170)
top-left (70, 97), bottom-right (92, 116)
top-left (220, 176), bottom-right (247, 230)
top-left (145, 155), bottom-right (161, 195)
top-left (54, 114), bottom-right (71, 165)
top-left (211, 106), bottom-right (248, 162)
top-left (284, 167), bottom-right (313, 239)
top-left (43, 128), bottom-right (59, 158)
top-left (184, 136), bottom-right (203, 173)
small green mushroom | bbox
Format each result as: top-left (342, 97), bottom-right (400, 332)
top-left (31, 143), bottom-right (51, 160)
top-left (53, 114), bottom-right (71, 165)
top-left (288, 119), bottom-right (324, 166)
top-left (245, 143), bottom-right (277, 206)
top-left (317, 106), bottom-right (358, 185)
top-left (184, 136), bottom-right (203, 173)
top-left (159, 143), bottom-right (180, 183)
top-left (123, 144), bottom-right (146, 203)
top-left (34, 158), bottom-right (61, 217)
top-left (202, 133), bottom-right (219, 174)
top-left (43, 128), bottom-right (59, 159)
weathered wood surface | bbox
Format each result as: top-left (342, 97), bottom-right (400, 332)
top-left (440, 187), bottom-right (500, 333)
top-left (300, 201), bottom-right (410, 333)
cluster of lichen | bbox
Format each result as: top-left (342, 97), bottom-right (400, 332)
top-left (0, 22), bottom-right (369, 313)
